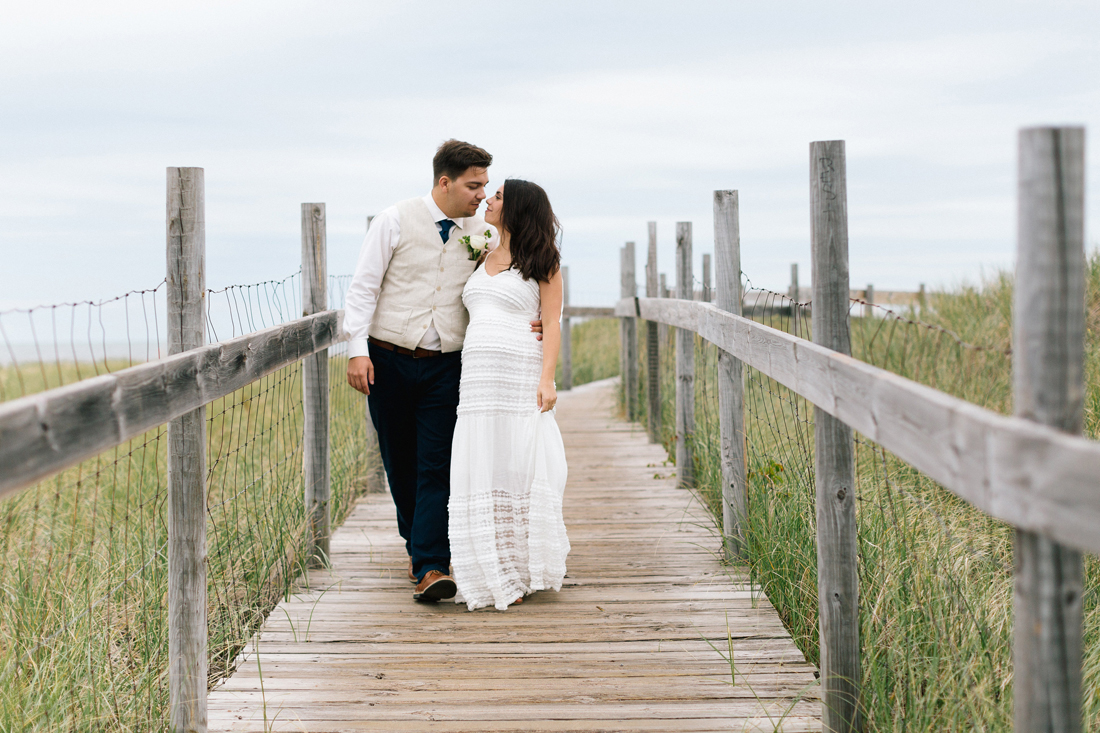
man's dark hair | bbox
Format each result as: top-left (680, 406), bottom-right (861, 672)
top-left (433, 139), bottom-right (492, 184)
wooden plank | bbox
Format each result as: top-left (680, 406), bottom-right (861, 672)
top-left (561, 266), bottom-right (573, 390)
top-left (646, 221), bottom-right (661, 444)
top-left (207, 379), bottom-right (817, 731)
top-left (0, 310), bottom-right (343, 497)
top-left (809, 140), bottom-right (859, 733)
top-left (273, 578), bottom-right (749, 591)
top-left (674, 223), bottom-right (694, 489)
top-left (221, 655), bottom-right (806, 670)
top-left (208, 716), bottom-right (822, 733)
top-left (222, 664), bottom-right (810, 679)
top-left (216, 676), bottom-right (811, 694)
top-left (222, 652), bottom-right (807, 671)
top-left (252, 617), bottom-right (787, 633)
top-left (210, 695), bottom-right (822, 717)
top-left (288, 595), bottom-right (703, 609)
top-left (261, 601), bottom-right (773, 617)
top-left (312, 564), bottom-right (736, 577)
top-left (227, 642), bottom-right (808, 660)
top-left (258, 597), bottom-right (779, 616)
top-left (249, 628), bottom-right (792, 645)
top-left (209, 684), bottom-right (817, 703)
top-left (167, 166), bottom-right (208, 733)
top-left (714, 190), bottom-right (746, 560)
top-left (621, 242), bottom-right (639, 421)
top-left (302, 202), bottom-right (332, 565)
top-left (1013, 125), bottom-right (1086, 733)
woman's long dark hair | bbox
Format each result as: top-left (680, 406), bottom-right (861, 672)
top-left (499, 179), bottom-right (560, 283)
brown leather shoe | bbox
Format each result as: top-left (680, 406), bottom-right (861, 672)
top-left (407, 558), bottom-right (416, 584)
top-left (413, 570), bottom-right (457, 602)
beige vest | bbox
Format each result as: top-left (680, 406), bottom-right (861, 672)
top-left (369, 197), bottom-right (482, 352)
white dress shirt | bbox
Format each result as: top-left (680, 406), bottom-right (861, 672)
top-left (344, 194), bottom-right (485, 358)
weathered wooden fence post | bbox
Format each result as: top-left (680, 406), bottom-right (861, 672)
top-left (167, 167), bottom-right (208, 733)
top-left (561, 266), bottom-right (572, 391)
top-left (1013, 125), bottom-right (1086, 733)
top-left (714, 191), bottom-right (746, 558)
top-left (675, 223), bottom-right (694, 489)
top-left (660, 273), bottom-right (672, 350)
top-left (620, 243), bottom-right (639, 420)
top-left (645, 222), bottom-right (661, 443)
top-left (702, 254), bottom-right (712, 302)
top-left (362, 216), bottom-right (385, 493)
top-left (790, 263), bottom-right (801, 336)
top-left (810, 140), bottom-right (860, 732)
top-left (918, 283), bottom-right (926, 316)
top-left (303, 203), bottom-right (331, 566)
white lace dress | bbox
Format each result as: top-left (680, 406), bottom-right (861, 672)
top-left (448, 265), bottom-right (570, 611)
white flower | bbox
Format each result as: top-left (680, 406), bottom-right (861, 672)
top-left (463, 230), bottom-right (492, 261)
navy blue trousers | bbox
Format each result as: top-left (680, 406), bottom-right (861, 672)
top-left (366, 347), bottom-right (461, 581)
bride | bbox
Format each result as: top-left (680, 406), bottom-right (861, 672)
top-left (448, 179), bottom-right (570, 611)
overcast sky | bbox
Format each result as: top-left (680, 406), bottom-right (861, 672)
top-left (2, 0), bottom-right (1098, 311)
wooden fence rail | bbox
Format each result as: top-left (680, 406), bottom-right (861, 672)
top-left (0, 170), bottom-right (349, 733)
top-left (621, 275), bottom-right (1100, 551)
top-left (590, 128), bottom-right (1088, 731)
top-left (0, 308), bottom-right (343, 499)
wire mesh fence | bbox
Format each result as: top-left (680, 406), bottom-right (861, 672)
top-left (0, 283), bottom-right (168, 399)
top-left (0, 273), bottom-right (373, 730)
top-left (623, 273), bottom-right (1100, 729)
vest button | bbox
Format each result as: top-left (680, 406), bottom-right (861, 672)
top-left (436, 286), bottom-right (441, 291)
top-left (440, 267), bottom-right (444, 272)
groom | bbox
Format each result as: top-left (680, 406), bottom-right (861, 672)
top-left (344, 140), bottom-right (540, 602)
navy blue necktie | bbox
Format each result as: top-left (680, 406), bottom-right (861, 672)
top-left (439, 219), bottom-right (455, 243)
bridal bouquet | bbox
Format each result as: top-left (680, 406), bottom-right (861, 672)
top-left (462, 230), bottom-right (493, 261)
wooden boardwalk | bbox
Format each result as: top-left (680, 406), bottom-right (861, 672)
top-left (208, 378), bottom-right (819, 732)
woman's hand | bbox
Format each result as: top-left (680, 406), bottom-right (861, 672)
top-left (537, 378), bottom-right (557, 412)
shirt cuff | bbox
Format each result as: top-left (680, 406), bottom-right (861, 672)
top-left (348, 338), bottom-right (370, 358)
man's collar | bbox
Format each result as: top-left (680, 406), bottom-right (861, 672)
top-left (423, 193), bottom-right (469, 229)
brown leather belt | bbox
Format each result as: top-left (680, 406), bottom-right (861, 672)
top-left (368, 337), bottom-right (443, 359)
